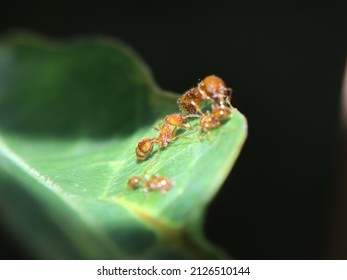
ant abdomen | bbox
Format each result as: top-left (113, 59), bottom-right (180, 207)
top-left (136, 137), bottom-right (153, 161)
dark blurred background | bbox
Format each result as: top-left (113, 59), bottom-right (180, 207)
top-left (0, 2), bottom-right (346, 259)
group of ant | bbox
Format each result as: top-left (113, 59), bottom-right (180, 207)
top-left (128, 75), bottom-right (234, 193)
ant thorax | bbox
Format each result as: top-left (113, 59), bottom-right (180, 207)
top-left (157, 123), bottom-right (172, 147)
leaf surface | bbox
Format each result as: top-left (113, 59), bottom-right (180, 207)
top-left (0, 32), bottom-right (247, 259)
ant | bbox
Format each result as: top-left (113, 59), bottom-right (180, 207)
top-left (177, 75), bottom-right (233, 116)
top-left (199, 105), bottom-right (233, 135)
top-left (135, 113), bottom-right (198, 161)
top-left (127, 174), bottom-right (172, 193)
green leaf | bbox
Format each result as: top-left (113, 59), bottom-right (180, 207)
top-left (0, 32), bottom-right (247, 259)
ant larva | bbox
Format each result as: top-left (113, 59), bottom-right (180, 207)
top-left (127, 174), bottom-right (172, 193)
top-left (177, 75), bottom-right (233, 116)
top-left (135, 113), bottom-right (197, 161)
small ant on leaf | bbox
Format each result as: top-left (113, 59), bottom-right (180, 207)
top-left (199, 105), bottom-right (233, 135)
top-left (127, 174), bottom-right (172, 193)
top-left (135, 113), bottom-right (197, 161)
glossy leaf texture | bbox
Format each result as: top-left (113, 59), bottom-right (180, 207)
top-left (0, 32), bottom-right (247, 259)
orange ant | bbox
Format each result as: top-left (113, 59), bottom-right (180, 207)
top-left (199, 105), bottom-right (233, 135)
top-left (177, 75), bottom-right (233, 116)
top-left (198, 75), bottom-right (233, 109)
top-left (127, 174), bottom-right (172, 193)
top-left (135, 113), bottom-right (198, 161)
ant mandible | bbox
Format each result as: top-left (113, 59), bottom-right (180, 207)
top-left (135, 113), bottom-right (196, 161)
top-left (127, 174), bottom-right (172, 193)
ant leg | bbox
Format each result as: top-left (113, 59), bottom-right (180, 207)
top-left (178, 124), bottom-right (193, 130)
top-left (178, 104), bottom-right (187, 116)
top-left (154, 146), bottom-right (161, 161)
top-left (225, 97), bottom-right (234, 110)
top-left (192, 101), bottom-right (203, 114)
top-left (153, 127), bottom-right (161, 136)
top-left (149, 144), bottom-right (161, 166)
top-left (226, 88), bottom-right (235, 110)
top-left (184, 113), bottom-right (201, 118)
top-left (197, 86), bottom-right (208, 100)
top-left (153, 119), bottom-right (165, 136)
top-left (227, 87), bottom-right (233, 100)
top-left (199, 128), bottom-right (213, 142)
top-left (171, 135), bottom-right (201, 143)
top-left (171, 122), bottom-right (200, 142)
top-left (170, 126), bottom-right (178, 138)
top-left (180, 113), bottom-right (201, 130)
